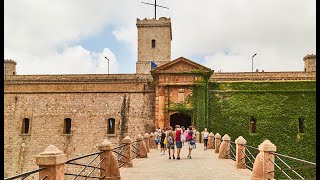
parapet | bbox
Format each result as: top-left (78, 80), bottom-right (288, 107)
top-left (303, 54), bottom-right (316, 61)
top-left (136, 17), bottom-right (171, 26)
top-left (4, 59), bottom-right (17, 65)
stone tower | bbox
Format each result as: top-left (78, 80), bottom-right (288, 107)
top-left (303, 54), bottom-right (316, 72)
top-left (4, 59), bottom-right (17, 77)
top-left (136, 17), bottom-right (172, 74)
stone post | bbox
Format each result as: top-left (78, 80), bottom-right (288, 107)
top-left (98, 138), bottom-right (120, 179)
top-left (36, 145), bottom-right (67, 180)
top-left (196, 131), bottom-right (200, 143)
top-left (207, 132), bottom-right (214, 149)
top-left (144, 133), bottom-right (150, 153)
top-left (235, 136), bottom-right (247, 169)
top-left (214, 133), bottom-right (221, 154)
top-left (121, 136), bottom-right (133, 167)
top-left (219, 134), bottom-right (231, 159)
top-left (251, 140), bottom-right (276, 180)
top-left (136, 134), bottom-right (148, 158)
top-left (149, 132), bottom-right (155, 149)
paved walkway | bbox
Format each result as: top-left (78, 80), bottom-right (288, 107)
top-left (120, 143), bottom-right (252, 180)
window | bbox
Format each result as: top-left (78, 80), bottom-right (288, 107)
top-left (64, 118), bottom-right (72, 134)
top-left (298, 118), bottom-right (304, 133)
top-left (21, 118), bottom-right (30, 134)
top-left (107, 118), bottom-right (115, 134)
top-left (151, 39), bottom-right (156, 48)
top-left (250, 116), bottom-right (257, 133)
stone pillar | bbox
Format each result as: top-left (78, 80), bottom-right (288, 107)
top-left (219, 134), bottom-right (231, 159)
top-left (121, 136), bottom-right (133, 167)
top-left (207, 132), bottom-right (214, 149)
top-left (235, 136), bottom-right (247, 169)
top-left (36, 145), bottom-right (67, 180)
top-left (144, 133), bottom-right (150, 153)
top-left (136, 134), bottom-right (147, 158)
top-left (98, 138), bottom-right (120, 179)
top-left (196, 131), bottom-right (200, 143)
top-left (214, 133), bottom-right (221, 154)
top-left (251, 140), bottom-right (276, 180)
top-left (158, 86), bottom-right (165, 129)
top-left (149, 132), bottom-right (155, 149)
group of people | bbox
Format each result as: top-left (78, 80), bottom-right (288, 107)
top-left (154, 125), bottom-right (210, 159)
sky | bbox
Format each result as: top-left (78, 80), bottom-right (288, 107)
top-left (4, 0), bottom-right (316, 74)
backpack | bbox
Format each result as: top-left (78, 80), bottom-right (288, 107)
top-left (168, 135), bottom-right (173, 144)
top-left (186, 131), bottom-right (192, 141)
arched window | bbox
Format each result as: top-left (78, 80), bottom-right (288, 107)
top-left (151, 39), bottom-right (156, 48)
top-left (298, 117), bottom-right (304, 133)
top-left (107, 118), bottom-right (115, 134)
top-left (64, 118), bottom-right (72, 134)
top-left (249, 116), bottom-right (257, 133)
top-left (21, 118), bottom-right (30, 134)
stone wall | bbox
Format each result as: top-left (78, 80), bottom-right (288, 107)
top-left (4, 75), bottom-right (155, 177)
top-left (210, 71), bottom-right (316, 82)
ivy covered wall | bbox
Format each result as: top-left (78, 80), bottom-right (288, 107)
top-left (207, 81), bottom-right (316, 178)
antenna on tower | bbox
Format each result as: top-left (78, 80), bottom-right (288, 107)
top-left (141, 0), bottom-right (169, 19)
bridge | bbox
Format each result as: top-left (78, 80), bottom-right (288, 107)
top-left (4, 132), bottom-right (316, 180)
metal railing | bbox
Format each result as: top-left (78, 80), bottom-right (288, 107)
top-left (112, 144), bottom-right (128, 168)
top-left (242, 144), bottom-right (260, 170)
top-left (4, 167), bottom-right (48, 180)
top-left (229, 141), bottom-right (236, 161)
top-left (269, 152), bottom-right (316, 180)
top-left (131, 140), bottom-right (140, 160)
top-left (64, 151), bottom-right (105, 179)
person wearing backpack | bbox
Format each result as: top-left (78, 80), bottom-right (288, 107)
top-left (167, 126), bottom-right (175, 159)
top-left (175, 125), bottom-right (182, 160)
top-left (202, 128), bottom-right (209, 150)
top-left (187, 126), bottom-right (196, 159)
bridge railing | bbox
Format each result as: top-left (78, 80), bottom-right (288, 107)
top-left (211, 132), bottom-right (316, 179)
top-left (4, 133), bottom-right (151, 180)
top-left (4, 167), bottom-right (48, 180)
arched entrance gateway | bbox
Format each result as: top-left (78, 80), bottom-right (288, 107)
top-left (170, 112), bottom-right (191, 129)
top-left (151, 57), bottom-right (213, 130)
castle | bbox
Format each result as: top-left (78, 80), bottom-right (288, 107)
top-left (4, 17), bottom-right (316, 176)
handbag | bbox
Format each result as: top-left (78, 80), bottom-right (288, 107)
top-left (164, 137), bottom-right (167, 144)
top-left (189, 138), bottom-right (196, 145)
top-left (180, 134), bottom-right (186, 142)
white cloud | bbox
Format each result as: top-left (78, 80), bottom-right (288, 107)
top-left (4, 0), bottom-right (316, 74)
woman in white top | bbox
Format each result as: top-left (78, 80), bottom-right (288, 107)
top-left (202, 128), bottom-right (209, 150)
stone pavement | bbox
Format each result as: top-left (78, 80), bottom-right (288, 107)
top-left (120, 143), bottom-right (252, 180)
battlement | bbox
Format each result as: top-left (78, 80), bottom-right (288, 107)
top-left (4, 59), bottom-right (17, 64)
top-left (136, 17), bottom-right (171, 26)
top-left (303, 54), bottom-right (316, 61)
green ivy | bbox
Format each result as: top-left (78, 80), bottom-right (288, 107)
top-left (208, 81), bottom-right (316, 179)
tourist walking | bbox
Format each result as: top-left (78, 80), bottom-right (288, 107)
top-left (160, 129), bottom-right (166, 155)
top-left (186, 126), bottom-right (196, 159)
top-left (182, 126), bottom-right (187, 146)
top-left (167, 126), bottom-right (175, 159)
top-left (202, 128), bottom-right (209, 150)
top-left (175, 125), bottom-right (182, 160)
top-left (154, 129), bottom-right (160, 149)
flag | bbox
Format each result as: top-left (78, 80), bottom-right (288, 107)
top-left (151, 61), bottom-right (157, 70)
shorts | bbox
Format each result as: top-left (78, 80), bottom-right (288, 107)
top-left (160, 143), bottom-right (165, 148)
top-left (167, 144), bottom-right (174, 149)
top-left (188, 141), bottom-right (196, 149)
top-left (176, 141), bottom-right (182, 148)
top-left (155, 139), bottom-right (159, 145)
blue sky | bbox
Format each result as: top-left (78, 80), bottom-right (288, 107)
top-left (4, 0), bottom-right (316, 75)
